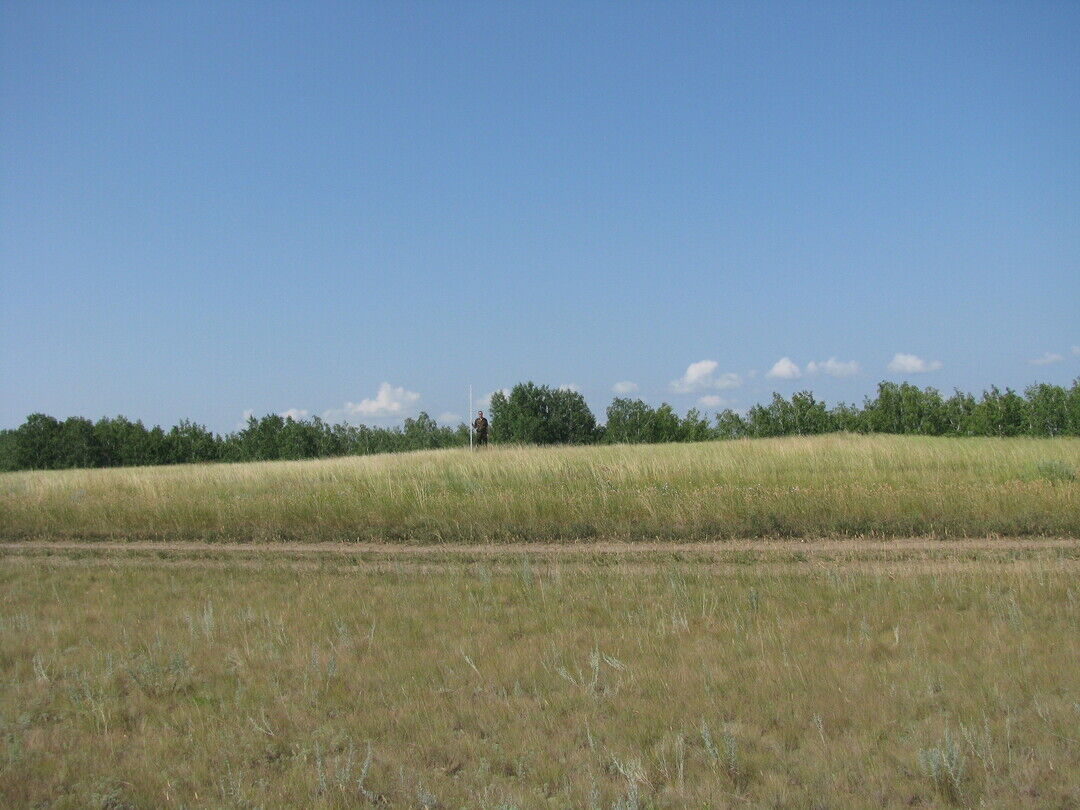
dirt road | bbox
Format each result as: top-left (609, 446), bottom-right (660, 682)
top-left (4, 537), bottom-right (1079, 554)
top-left (3, 537), bottom-right (1078, 575)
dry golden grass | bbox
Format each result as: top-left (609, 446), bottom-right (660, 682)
top-left (2, 435), bottom-right (1079, 542)
top-left (2, 553), bottom-right (1078, 807)
top-left (4, 436), bottom-right (1077, 805)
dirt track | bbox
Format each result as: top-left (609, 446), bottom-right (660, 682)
top-left (3, 537), bottom-right (1078, 575)
top-left (4, 537), bottom-right (1079, 555)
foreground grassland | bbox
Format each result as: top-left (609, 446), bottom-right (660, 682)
top-left (1, 553), bottom-right (1078, 807)
top-left (2, 435), bottom-right (1079, 542)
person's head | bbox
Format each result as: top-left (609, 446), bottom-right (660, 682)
top-left (477, 411), bottom-right (484, 417)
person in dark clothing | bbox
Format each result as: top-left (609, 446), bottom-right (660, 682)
top-left (472, 411), bottom-right (489, 446)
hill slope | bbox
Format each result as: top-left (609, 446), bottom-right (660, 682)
top-left (2, 434), bottom-right (1078, 542)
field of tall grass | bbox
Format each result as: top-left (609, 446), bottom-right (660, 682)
top-left (2, 435), bottom-right (1078, 542)
top-left (4, 434), bottom-right (1078, 806)
top-left (2, 556), bottom-right (1077, 807)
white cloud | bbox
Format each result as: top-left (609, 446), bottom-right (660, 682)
top-left (237, 409), bottom-right (256, 429)
top-left (437, 412), bottom-right (462, 424)
top-left (766, 357), bottom-right (801, 379)
top-left (806, 357), bottom-right (860, 378)
top-left (1029, 352), bottom-right (1063, 366)
top-left (697, 395), bottom-right (729, 409)
top-left (674, 360), bottom-right (717, 391)
top-left (280, 408), bottom-right (309, 420)
top-left (612, 381), bottom-right (639, 395)
top-left (326, 382), bottom-right (421, 420)
top-left (888, 353), bottom-right (942, 374)
top-left (671, 360), bottom-right (742, 393)
top-left (558, 383), bottom-right (579, 392)
top-left (474, 388), bottom-right (510, 413)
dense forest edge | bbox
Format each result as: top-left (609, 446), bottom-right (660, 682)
top-left (3, 379), bottom-right (1079, 472)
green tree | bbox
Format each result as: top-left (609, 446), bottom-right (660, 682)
top-left (94, 416), bottom-right (153, 466)
top-left (58, 416), bottom-right (100, 468)
top-left (971, 387), bottom-right (1028, 437)
top-left (648, 403), bottom-right (683, 443)
top-left (829, 402), bottom-right (865, 433)
top-left (746, 394), bottom-right (796, 437)
top-left (1025, 383), bottom-right (1069, 436)
top-left (233, 414), bottom-right (287, 460)
top-left (605, 398), bottom-right (656, 443)
top-left (14, 413), bottom-right (63, 469)
top-left (0, 429), bottom-right (17, 471)
top-left (278, 417), bottom-right (319, 460)
top-left (680, 408), bottom-right (713, 442)
top-left (403, 412), bottom-right (445, 450)
top-left (789, 391), bottom-right (832, 434)
top-left (165, 420), bottom-right (219, 463)
top-left (714, 409), bottom-right (747, 440)
top-left (1066, 379), bottom-right (1080, 435)
top-left (862, 383), bottom-right (946, 434)
top-left (491, 383), bottom-right (597, 444)
top-left (944, 390), bottom-right (977, 435)
top-left (548, 388), bottom-right (598, 444)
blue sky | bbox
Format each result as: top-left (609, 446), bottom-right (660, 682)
top-left (2, 1), bottom-right (1078, 431)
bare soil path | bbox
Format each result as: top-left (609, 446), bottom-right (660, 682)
top-left (3, 537), bottom-right (1078, 575)
top-left (3, 537), bottom-right (1079, 554)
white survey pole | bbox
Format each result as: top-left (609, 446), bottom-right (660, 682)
top-left (469, 385), bottom-right (473, 449)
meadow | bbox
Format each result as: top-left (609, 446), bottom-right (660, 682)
top-left (2, 435), bottom-right (1079, 543)
top-left (1, 551), bottom-right (1078, 808)
top-left (3, 435), bottom-right (1079, 807)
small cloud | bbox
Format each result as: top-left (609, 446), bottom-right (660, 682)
top-left (888, 353), bottom-right (942, 374)
top-left (806, 358), bottom-right (860, 378)
top-left (698, 395), bottom-right (729, 409)
top-left (280, 408), bottom-right (309, 420)
top-left (475, 388), bottom-right (510, 412)
top-left (237, 409), bottom-right (255, 429)
top-left (1029, 352), bottom-right (1063, 366)
top-left (612, 381), bottom-right (639, 395)
top-left (671, 360), bottom-right (742, 393)
top-left (558, 383), bottom-right (579, 392)
top-left (766, 357), bottom-right (801, 379)
top-left (673, 360), bottom-right (716, 391)
top-left (437, 412), bottom-right (462, 424)
top-left (326, 382), bottom-right (421, 420)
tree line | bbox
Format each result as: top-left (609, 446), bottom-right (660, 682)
top-left (0, 412), bottom-right (467, 472)
top-left (2, 379), bottom-right (1078, 471)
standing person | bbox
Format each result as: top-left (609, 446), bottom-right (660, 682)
top-left (472, 411), bottom-right (489, 447)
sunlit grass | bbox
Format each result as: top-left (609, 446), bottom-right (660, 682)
top-left (2, 435), bottom-right (1078, 542)
top-left (1, 558), bottom-right (1077, 807)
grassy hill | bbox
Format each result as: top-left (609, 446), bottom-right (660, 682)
top-left (2, 434), bottom-right (1078, 542)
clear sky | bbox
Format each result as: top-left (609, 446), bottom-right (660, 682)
top-left (2, 1), bottom-right (1078, 431)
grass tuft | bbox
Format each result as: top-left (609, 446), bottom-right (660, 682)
top-left (919, 727), bottom-right (967, 805)
top-left (1035, 459), bottom-right (1076, 483)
